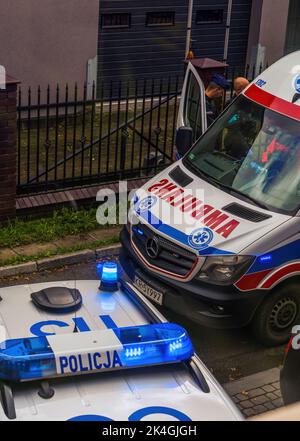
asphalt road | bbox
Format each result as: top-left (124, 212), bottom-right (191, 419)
top-left (0, 261), bottom-right (285, 384)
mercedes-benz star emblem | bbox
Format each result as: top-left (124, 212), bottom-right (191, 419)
top-left (146, 237), bottom-right (160, 259)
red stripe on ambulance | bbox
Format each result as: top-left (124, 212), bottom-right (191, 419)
top-left (244, 84), bottom-right (300, 121)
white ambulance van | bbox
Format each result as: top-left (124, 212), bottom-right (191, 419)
top-left (0, 263), bottom-right (241, 421)
top-left (120, 51), bottom-right (300, 346)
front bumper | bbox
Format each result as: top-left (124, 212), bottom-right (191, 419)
top-left (120, 227), bottom-right (267, 329)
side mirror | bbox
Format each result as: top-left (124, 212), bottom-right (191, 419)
top-left (175, 126), bottom-right (193, 157)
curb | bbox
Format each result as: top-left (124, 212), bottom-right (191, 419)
top-left (0, 244), bottom-right (121, 278)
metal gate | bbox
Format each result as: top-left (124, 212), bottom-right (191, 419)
top-left (17, 77), bottom-right (182, 194)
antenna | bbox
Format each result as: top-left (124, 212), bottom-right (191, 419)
top-left (72, 268), bottom-right (78, 333)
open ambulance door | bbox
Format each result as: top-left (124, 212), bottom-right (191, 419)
top-left (176, 62), bottom-right (207, 158)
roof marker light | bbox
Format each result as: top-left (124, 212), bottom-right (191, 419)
top-left (97, 261), bottom-right (119, 291)
top-left (0, 323), bottom-right (194, 382)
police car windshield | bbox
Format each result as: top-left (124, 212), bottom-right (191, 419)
top-left (185, 95), bottom-right (300, 215)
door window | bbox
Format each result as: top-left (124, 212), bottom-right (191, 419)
top-left (184, 72), bottom-right (204, 142)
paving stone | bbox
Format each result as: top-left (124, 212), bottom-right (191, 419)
top-left (266, 392), bottom-right (278, 401)
top-left (239, 400), bottom-right (254, 409)
top-left (272, 398), bottom-right (284, 408)
top-left (54, 234), bottom-right (90, 249)
top-left (243, 408), bottom-right (256, 417)
top-left (235, 392), bottom-right (249, 401)
top-left (262, 385), bottom-right (275, 393)
top-left (232, 396), bottom-right (240, 404)
top-left (252, 405), bottom-right (268, 414)
top-left (224, 368), bottom-right (280, 396)
top-left (224, 368), bottom-right (284, 417)
top-left (87, 227), bottom-right (121, 241)
top-left (264, 401), bottom-right (276, 411)
top-left (0, 248), bottom-right (18, 261)
top-left (251, 395), bottom-right (269, 405)
top-left (13, 243), bottom-right (57, 257)
top-left (247, 388), bottom-right (265, 399)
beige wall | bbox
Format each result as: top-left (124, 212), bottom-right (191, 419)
top-left (247, 0), bottom-right (290, 69)
top-left (260, 0), bottom-right (290, 64)
top-left (0, 0), bottom-right (99, 95)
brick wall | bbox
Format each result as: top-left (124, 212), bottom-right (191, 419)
top-left (0, 77), bottom-right (19, 223)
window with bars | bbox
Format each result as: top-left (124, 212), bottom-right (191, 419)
top-left (196, 9), bottom-right (223, 24)
top-left (146, 11), bottom-right (175, 27)
top-left (101, 13), bottom-right (131, 29)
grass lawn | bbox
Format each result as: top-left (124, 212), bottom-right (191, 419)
top-left (0, 207), bottom-right (111, 248)
top-left (0, 207), bottom-right (121, 267)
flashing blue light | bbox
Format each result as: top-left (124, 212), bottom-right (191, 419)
top-left (97, 261), bottom-right (119, 291)
top-left (132, 226), bottom-right (144, 236)
top-left (259, 254), bottom-right (272, 263)
top-left (0, 323), bottom-right (194, 382)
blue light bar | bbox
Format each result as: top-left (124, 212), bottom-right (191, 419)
top-left (97, 261), bottom-right (119, 291)
top-left (0, 323), bottom-right (194, 382)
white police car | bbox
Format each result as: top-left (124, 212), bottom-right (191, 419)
top-left (120, 51), bottom-right (300, 346)
top-left (0, 261), bottom-right (242, 421)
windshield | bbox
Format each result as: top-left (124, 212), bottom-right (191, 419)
top-left (184, 95), bottom-right (300, 215)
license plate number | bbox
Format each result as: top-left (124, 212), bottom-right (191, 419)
top-left (133, 277), bottom-right (164, 305)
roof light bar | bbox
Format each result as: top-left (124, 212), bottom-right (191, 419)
top-left (0, 323), bottom-right (194, 382)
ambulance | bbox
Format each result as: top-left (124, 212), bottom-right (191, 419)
top-left (0, 261), bottom-right (242, 421)
top-left (120, 51), bottom-right (300, 346)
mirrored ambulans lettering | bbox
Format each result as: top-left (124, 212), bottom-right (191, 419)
top-left (59, 350), bottom-right (122, 374)
top-left (147, 179), bottom-right (240, 238)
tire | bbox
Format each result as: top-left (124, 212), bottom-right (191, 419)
top-left (251, 283), bottom-right (300, 346)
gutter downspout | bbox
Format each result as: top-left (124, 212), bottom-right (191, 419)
top-left (185, 0), bottom-right (194, 58)
top-left (223, 0), bottom-right (233, 63)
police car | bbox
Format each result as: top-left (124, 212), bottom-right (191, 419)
top-left (120, 51), bottom-right (300, 346)
top-left (0, 261), bottom-right (241, 421)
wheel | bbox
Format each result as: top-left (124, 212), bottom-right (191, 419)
top-left (251, 283), bottom-right (300, 346)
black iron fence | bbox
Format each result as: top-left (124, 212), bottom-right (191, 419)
top-left (16, 62), bottom-right (264, 195)
top-left (17, 76), bottom-right (182, 194)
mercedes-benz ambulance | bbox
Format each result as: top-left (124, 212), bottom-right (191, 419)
top-left (0, 262), bottom-right (241, 421)
top-left (120, 51), bottom-right (300, 346)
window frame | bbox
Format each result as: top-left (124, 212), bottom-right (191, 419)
top-left (145, 11), bottom-right (176, 27)
top-left (195, 9), bottom-right (224, 25)
top-left (101, 13), bottom-right (131, 29)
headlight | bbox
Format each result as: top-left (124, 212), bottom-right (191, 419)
top-left (196, 255), bottom-right (254, 286)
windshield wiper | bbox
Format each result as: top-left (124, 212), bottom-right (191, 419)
top-left (208, 177), bottom-right (270, 211)
top-left (228, 186), bottom-right (270, 210)
top-left (186, 160), bottom-right (270, 211)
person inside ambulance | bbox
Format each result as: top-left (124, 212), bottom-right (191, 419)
top-left (185, 93), bottom-right (300, 214)
top-left (205, 74), bottom-right (230, 126)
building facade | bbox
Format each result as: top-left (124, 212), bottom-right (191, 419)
top-left (0, 0), bottom-right (299, 94)
top-left (97, 0), bottom-right (253, 85)
top-left (0, 0), bottom-right (99, 94)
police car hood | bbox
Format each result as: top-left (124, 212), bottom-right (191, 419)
top-left (0, 281), bottom-right (241, 421)
top-left (134, 161), bottom-right (290, 255)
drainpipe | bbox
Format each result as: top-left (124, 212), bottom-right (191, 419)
top-left (223, 0), bottom-right (233, 63)
top-left (185, 0), bottom-right (194, 58)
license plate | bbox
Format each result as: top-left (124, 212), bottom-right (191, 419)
top-left (133, 276), bottom-right (164, 305)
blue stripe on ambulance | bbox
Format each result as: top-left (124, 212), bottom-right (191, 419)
top-left (137, 209), bottom-right (233, 256)
top-left (246, 238), bottom-right (300, 274)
